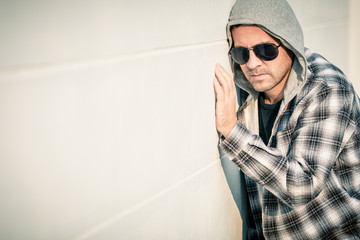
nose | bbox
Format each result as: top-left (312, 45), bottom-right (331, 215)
top-left (246, 49), bottom-right (262, 69)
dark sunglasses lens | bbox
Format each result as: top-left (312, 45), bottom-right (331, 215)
top-left (231, 47), bottom-right (249, 65)
top-left (231, 43), bottom-right (279, 64)
top-left (255, 44), bottom-right (279, 60)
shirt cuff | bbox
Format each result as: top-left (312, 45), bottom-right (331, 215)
top-left (220, 122), bottom-right (254, 159)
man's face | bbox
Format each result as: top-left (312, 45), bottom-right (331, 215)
top-left (231, 25), bottom-right (293, 102)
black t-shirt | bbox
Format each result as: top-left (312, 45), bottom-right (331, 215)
top-left (258, 95), bottom-right (282, 145)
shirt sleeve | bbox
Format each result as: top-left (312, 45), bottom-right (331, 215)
top-left (220, 82), bottom-right (357, 207)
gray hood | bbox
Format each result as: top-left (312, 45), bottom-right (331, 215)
top-left (227, 0), bottom-right (308, 104)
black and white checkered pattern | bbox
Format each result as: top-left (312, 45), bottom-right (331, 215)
top-left (221, 48), bottom-right (360, 239)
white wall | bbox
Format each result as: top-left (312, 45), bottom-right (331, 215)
top-left (349, 0), bottom-right (360, 93)
top-left (0, 0), bottom-right (242, 239)
top-left (0, 1), bottom-right (358, 240)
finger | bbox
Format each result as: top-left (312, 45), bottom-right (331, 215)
top-left (215, 64), bottom-right (234, 95)
top-left (217, 64), bottom-right (235, 92)
top-left (213, 76), bottom-right (224, 100)
top-left (216, 65), bottom-right (237, 103)
top-left (214, 64), bottom-right (230, 93)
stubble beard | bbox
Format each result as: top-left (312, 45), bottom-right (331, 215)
top-left (245, 67), bottom-right (289, 94)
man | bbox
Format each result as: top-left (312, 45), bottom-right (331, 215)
top-left (213, 0), bottom-right (360, 239)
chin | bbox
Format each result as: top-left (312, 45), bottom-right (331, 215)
top-left (252, 84), bottom-right (272, 93)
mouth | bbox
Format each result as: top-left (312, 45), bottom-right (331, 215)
top-left (249, 73), bottom-right (268, 81)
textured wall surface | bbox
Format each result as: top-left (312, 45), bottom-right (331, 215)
top-left (0, 0), bottom-right (242, 239)
top-left (0, 1), bottom-right (357, 240)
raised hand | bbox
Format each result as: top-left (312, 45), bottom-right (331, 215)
top-left (213, 63), bottom-right (237, 138)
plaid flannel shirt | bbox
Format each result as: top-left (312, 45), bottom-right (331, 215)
top-left (220, 49), bottom-right (360, 239)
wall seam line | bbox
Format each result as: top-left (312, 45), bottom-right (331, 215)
top-left (0, 39), bottom-right (227, 81)
top-left (72, 159), bottom-right (220, 240)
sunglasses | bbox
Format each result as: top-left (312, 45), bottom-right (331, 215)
top-left (230, 43), bottom-right (282, 65)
